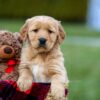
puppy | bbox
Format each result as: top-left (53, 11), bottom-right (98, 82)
top-left (17, 16), bottom-right (69, 100)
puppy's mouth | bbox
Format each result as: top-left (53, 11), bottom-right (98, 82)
top-left (38, 44), bottom-right (47, 49)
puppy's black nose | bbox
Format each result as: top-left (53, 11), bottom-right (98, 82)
top-left (39, 38), bottom-right (46, 45)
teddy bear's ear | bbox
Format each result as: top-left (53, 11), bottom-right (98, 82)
top-left (14, 32), bottom-right (23, 44)
top-left (20, 20), bottom-right (29, 41)
top-left (57, 21), bottom-right (66, 44)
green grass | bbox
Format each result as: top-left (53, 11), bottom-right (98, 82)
top-left (0, 19), bottom-right (100, 100)
top-left (0, 19), bottom-right (24, 32)
top-left (61, 43), bottom-right (100, 100)
top-left (63, 23), bottom-right (100, 37)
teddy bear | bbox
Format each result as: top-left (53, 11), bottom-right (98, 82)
top-left (0, 30), bottom-right (68, 100)
top-left (0, 30), bottom-right (22, 81)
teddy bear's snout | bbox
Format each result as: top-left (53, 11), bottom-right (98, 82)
top-left (0, 45), bottom-right (15, 59)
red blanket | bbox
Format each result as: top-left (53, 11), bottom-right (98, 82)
top-left (0, 81), bottom-right (68, 100)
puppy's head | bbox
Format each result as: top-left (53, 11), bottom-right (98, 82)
top-left (20, 16), bottom-right (66, 53)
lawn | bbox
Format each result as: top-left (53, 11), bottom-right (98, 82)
top-left (61, 43), bottom-right (100, 100)
top-left (0, 19), bottom-right (100, 100)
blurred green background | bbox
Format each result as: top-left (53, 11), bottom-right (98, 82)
top-left (0, 0), bottom-right (100, 100)
top-left (0, 0), bottom-right (87, 21)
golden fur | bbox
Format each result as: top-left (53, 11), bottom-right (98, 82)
top-left (17, 16), bottom-right (69, 100)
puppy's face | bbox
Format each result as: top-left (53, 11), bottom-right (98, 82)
top-left (20, 16), bottom-right (65, 53)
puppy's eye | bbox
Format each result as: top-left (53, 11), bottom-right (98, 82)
top-left (48, 29), bottom-right (54, 34)
top-left (32, 29), bottom-right (38, 33)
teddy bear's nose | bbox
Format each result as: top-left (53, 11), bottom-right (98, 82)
top-left (4, 47), bottom-right (13, 54)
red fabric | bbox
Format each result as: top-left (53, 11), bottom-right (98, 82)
top-left (5, 59), bottom-right (19, 73)
top-left (0, 80), bottom-right (68, 100)
top-left (0, 80), bottom-right (51, 100)
top-left (7, 59), bottom-right (16, 66)
top-left (5, 66), bottom-right (14, 73)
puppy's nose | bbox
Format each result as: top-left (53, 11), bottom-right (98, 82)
top-left (39, 38), bottom-right (46, 45)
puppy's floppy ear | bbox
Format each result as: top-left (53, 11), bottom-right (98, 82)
top-left (20, 20), bottom-right (29, 41)
top-left (57, 21), bottom-right (66, 44)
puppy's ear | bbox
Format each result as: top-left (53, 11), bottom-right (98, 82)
top-left (58, 21), bottom-right (66, 44)
top-left (20, 20), bottom-right (29, 41)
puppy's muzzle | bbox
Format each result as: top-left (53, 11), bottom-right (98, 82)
top-left (39, 37), bottom-right (47, 46)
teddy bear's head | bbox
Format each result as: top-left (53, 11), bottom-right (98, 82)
top-left (0, 30), bottom-right (22, 61)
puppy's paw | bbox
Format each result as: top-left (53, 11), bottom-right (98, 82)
top-left (51, 83), bottom-right (65, 100)
top-left (17, 76), bottom-right (33, 92)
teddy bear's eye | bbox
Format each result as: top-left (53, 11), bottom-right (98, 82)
top-left (32, 29), bottom-right (38, 33)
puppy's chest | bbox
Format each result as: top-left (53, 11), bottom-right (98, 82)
top-left (32, 64), bottom-right (50, 82)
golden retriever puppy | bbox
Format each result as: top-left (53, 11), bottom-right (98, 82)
top-left (17, 16), bottom-right (69, 100)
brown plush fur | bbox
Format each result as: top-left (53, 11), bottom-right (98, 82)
top-left (0, 30), bottom-right (22, 81)
top-left (0, 30), bottom-right (22, 60)
top-left (0, 63), bottom-right (19, 81)
top-left (17, 16), bottom-right (69, 100)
